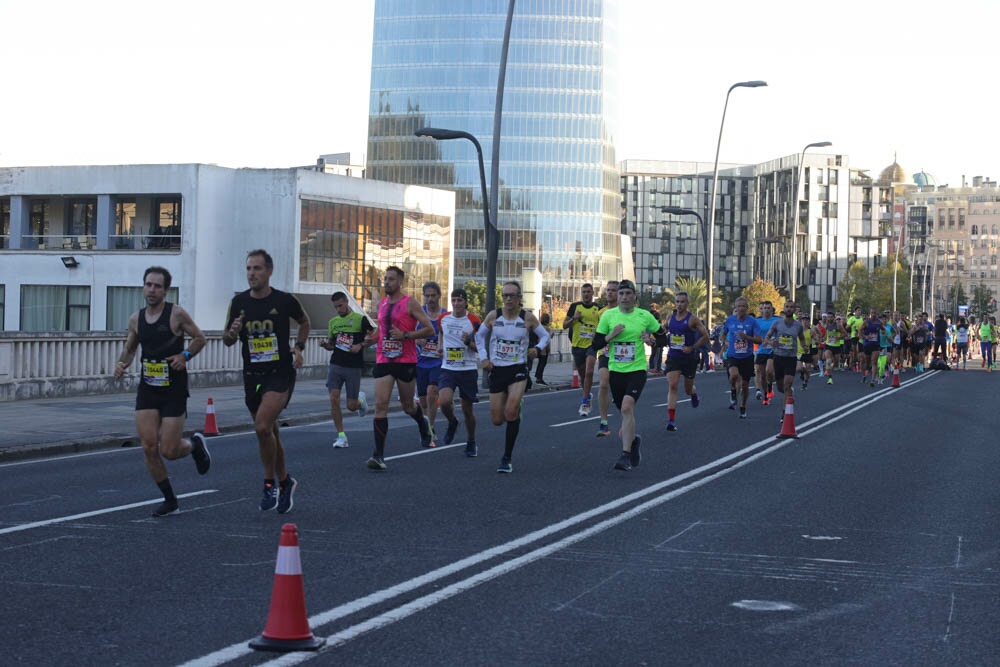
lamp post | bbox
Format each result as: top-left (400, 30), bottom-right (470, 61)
top-left (790, 141), bottom-right (832, 306)
top-left (415, 127), bottom-right (498, 314)
top-left (662, 206), bottom-right (709, 320)
top-left (706, 80), bottom-right (767, 327)
top-left (891, 220), bottom-right (919, 314)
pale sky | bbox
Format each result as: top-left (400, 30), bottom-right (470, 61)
top-left (2, 0), bottom-right (996, 186)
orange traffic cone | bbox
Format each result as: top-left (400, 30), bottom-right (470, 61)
top-left (250, 524), bottom-right (325, 652)
top-left (571, 369), bottom-right (580, 388)
top-left (776, 394), bottom-right (798, 439)
top-left (891, 363), bottom-right (900, 388)
top-left (203, 397), bottom-right (220, 436)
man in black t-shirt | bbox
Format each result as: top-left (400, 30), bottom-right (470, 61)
top-left (224, 249), bottom-right (310, 514)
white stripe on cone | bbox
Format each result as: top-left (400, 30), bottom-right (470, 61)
top-left (785, 402), bottom-right (794, 414)
top-left (275, 545), bottom-right (303, 575)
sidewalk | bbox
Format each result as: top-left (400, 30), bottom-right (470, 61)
top-left (0, 358), bottom-right (580, 461)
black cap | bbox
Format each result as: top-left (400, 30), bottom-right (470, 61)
top-left (618, 279), bottom-right (636, 291)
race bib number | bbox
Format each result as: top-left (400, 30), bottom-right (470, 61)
top-left (420, 340), bottom-right (439, 357)
top-left (335, 332), bottom-right (354, 352)
top-left (494, 338), bottom-right (520, 363)
top-left (142, 360), bottom-right (170, 387)
top-left (249, 334), bottom-right (279, 363)
top-left (579, 323), bottom-right (595, 340)
top-left (381, 338), bottom-right (403, 359)
top-left (669, 334), bottom-right (685, 350)
top-left (778, 334), bottom-right (794, 350)
top-left (733, 338), bottom-right (749, 354)
top-left (612, 341), bottom-right (636, 363)
top-left (446, 347), bottom-right (467, 366)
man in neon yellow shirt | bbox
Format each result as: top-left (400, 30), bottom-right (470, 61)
top-left (592, 280), bottom-right (669, 472)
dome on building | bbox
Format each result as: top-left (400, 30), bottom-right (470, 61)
top-left (913, 170), bottom-right (936, 188)
top-left (878, 155), bottom-right (908, 184)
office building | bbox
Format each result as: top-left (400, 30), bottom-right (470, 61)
top-left (366, 0), bottom-right (622, 300)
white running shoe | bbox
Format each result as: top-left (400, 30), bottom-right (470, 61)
top-left (356, 391), bottom-right (368, 417)
top-left (332, 434), bottom-right (349, 448)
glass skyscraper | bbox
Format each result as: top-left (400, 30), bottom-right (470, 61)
top-left (367, 0), bottom-right (620, 301)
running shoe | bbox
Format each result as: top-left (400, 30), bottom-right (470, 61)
top-left (535, 378), bottom-right (548, 385)
top-left (151, 499), bottom-right (179, 517)
top-left (420, 417), bottom-right (435, 448)
top-left (596, 422), bottom-right (611, 437)
top-left (497, 457), bottom-right (513, 474)
top-left (762, 398), bottom-right (770, 406)
top-left (766, 390), bottom-right (774, 401)
top-left (827, 376), bottom-right (833, 385)
top-left (755, 389), bottom-right (763, 401)
top-left (869, 380), bottom-right (875, 387)
top-left (666, 421), bottom-right (677, 432)
top-left (260, 483), bottom-right (278, 511)
top-left (366, 456), bottom-right (387, 471)
top-left (190, 432), bottom-right (211, 475)
top-left (276, 477), bottom-right (297, 514)
top-left (332, 434), bottom-right (349, 449)
top-left (614, 452), bottom-right (632, 471)
top-left (729, 399), bottom-right (737, 410)
top-left (464, 440), bottom-right (478, 458)
top-left (357, 391), bottom-right (368, 417)
top-left (739, 407), bottom-right (747, 419)
top-left (443, 419), bottom-right (460, 445)
top-left (629, 435), bottom-right (642, 468)
top-left (579, 393), bottom-right (593, 417)
top-left (690, 392), bottom-right (700, 408)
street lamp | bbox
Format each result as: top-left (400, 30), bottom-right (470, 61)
top-left (415, 127), bottom-right (499, 314)
top-left (706, 80), bottom-right (767, 327)
top-left (891, 220), bottom-right (920, 314)
top-left (790, 141), bottom-right (832, 306)
top-left (662, 206), bottom-right (710, 320)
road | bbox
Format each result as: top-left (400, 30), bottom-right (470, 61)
top-left (1, 369), bottom-right (997, 666)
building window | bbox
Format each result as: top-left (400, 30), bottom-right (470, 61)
top-left (0, 284), bottom-right (4, 329)
top-left (113, 200), bottom-right (138, 249)
top-left (0, 198), bottom-right (9, 248)
top-left (147, 197), bottom-right (182, 249)
top-left (20, 285), bottom-right (91, 331)
top-left (106, 286), bottom-right (178, 330)
top-left (30, 200), bottom-right (50, 247)
top-left (66, 199), bottom-right (97, 241)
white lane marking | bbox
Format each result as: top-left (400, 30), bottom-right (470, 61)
top-left (0, 446), bottom-right (138, 468)
top-left (182, 374), bottom-right (941, 666)
top-left (0, 490), bottom-right (219, 535)
top-left (732, 600), bottom-right (801, 612)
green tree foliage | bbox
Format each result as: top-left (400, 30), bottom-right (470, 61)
top-left (662, 276), bottom-right (722, 324)
top-left (741, 278), bottom-right (784, 315)
top-left (462, 280), bottom-right (502, 320)
top-left (970, 283), bottom-right (996, 320)
top-left (945, 280), bottom-right (968, 318)
top-left (834, 260), bottom-right (915, 315)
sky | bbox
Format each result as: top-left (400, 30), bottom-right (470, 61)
top-left (2, 0), bottom-right (997, 186)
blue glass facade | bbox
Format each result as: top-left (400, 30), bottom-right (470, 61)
top-left (367, 0), bottom-right (620, 301)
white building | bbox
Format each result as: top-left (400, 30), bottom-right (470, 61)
top-left (0, 164), bottom-right (455, 332)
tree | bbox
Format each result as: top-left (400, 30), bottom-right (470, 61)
top-left (662, 276), bottom-right (722, 324)
top-left (946, 280), bottom-right (968, 319)
top-left (462, 280), bottom-right (502, 320)
top-left (741, 278), bottom-right (784, 316)
top-left (833, 262), bottom-right (874, 314)
top-left (970, 283), bottom-right (996, 320)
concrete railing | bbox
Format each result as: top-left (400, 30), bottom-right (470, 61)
top-left (0, 328), bottom-right (571, 402)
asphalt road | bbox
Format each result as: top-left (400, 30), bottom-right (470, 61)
top-left (1, 369), bottom-right (997, 666)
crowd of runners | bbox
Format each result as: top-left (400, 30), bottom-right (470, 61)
top-left (118, 260), bottom-right (997, 514)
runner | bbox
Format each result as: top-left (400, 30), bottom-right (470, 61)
top-left (955, 317), bottom-right (969, 371)
top-left (754, 301), bottom-right (779, 402)
top-left (910, 314), bottom-right (928, 372)
top-left (365, 266), bottom-right (437, 471)
top-left (415, 281), bottom-right (447, 447)
top-left (761, 301), bottom-right (807, 415)
top-left (223, 249), bottom-right (310, 514)
top-left (563, 283), bottom-right (601, 416)
top-left (798, 317), bottom-right (815, 390)
top-left (592, 280), bottom-right (619, 437)
top-left (980, 317), bottom-right (994, 371)
top-left (877, 312), bottom-right (894, 382)
top-left (664, 292), bottom-right (710, 432)
top-left (823, 314), bottom-right (848, 384)
top-left (589, 279), bottom-right (668, 471)
top-left (532, 313), bottom-right (552, 385)
top-left (114, 266), bottom-right (210, 517)
top-left (932, 313), bottom-right (949, 360)
top-left (319, 291), bottom-right (374, 449)
top-left (475, 281), bottom-right (550, 473)
top-left (722, 296), bottom-right (763, 419)
top-left (437, 288), bottom-right (482, 457)
top-left (847, 306), bottom-right (864, 372)
top-left (859, 309), bottom-right (885, 387)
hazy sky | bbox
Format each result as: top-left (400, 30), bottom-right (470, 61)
top-left (2, 0), bottom-right (995, 186)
